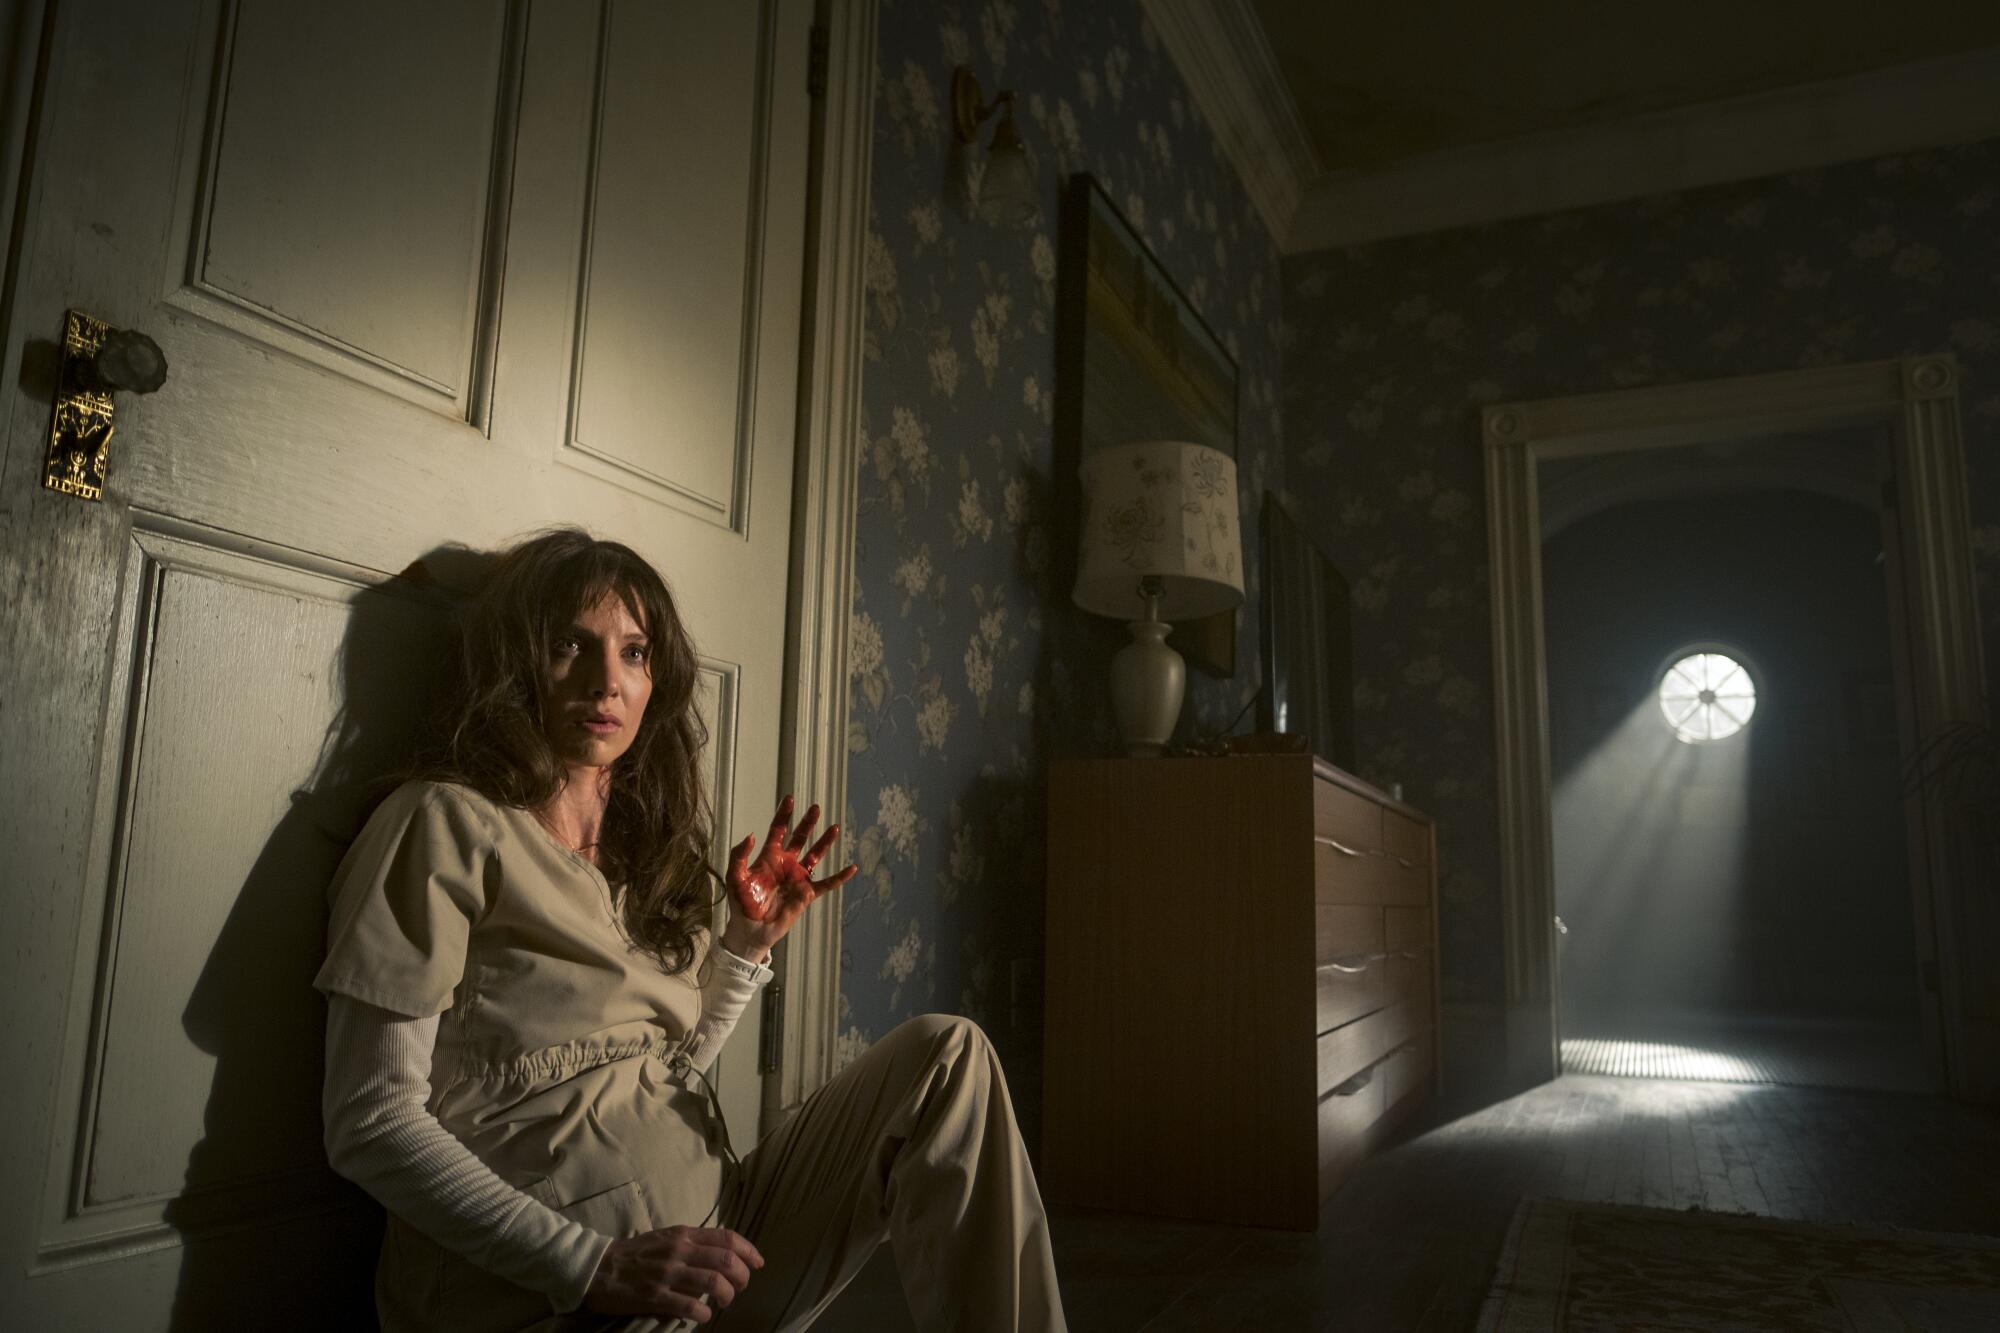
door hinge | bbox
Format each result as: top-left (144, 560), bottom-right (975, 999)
top-left (758, 980), bottom-right (784, 1074)
top-left (808, 23), bottom-right (829, 99)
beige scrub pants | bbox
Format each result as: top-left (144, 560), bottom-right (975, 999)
top-left (566, 1013), bottom-right (1067, 1333)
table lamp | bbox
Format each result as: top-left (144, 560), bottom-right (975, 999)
top-left (1073, 440), bottom-right (1245, 756)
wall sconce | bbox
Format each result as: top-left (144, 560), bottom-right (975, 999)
top-left (951, 65), bottom-right (1039, 228)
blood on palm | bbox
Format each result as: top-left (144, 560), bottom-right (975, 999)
top-left (729, 794), bottom-right (856, 925)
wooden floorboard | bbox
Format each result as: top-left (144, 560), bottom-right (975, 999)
top-left (809, 1073), bottom-right (2000, 1332)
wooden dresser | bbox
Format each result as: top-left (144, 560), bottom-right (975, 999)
top-left (1040, 753), bottom-right (1439, 1230)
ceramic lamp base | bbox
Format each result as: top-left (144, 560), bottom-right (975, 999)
top-left (1110, 616), bottom-right (1184, 757)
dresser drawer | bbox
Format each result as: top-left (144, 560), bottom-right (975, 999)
top-left (1383, 907), bottom-right (1432, 1011)
top-left (1316, 961), bottom-right (1387, 1035)
top-left (1313, 838), bottom-right (1375, 901)
top-left (1380, 1034), bottom-right (1434, 1109)
top-left (1384, 955), bottom-right (1427, 1010)
top-left (1379, 854), bottom-right (1429, 907)
top-left (1316, 1000), bottom-right (1421, 1098)
top-left (1383, 906), bottom-right (1429, 952)
top-left (1317, 905), bottom-right (1386, 1032)
top-left (1317, 1069), bottom-right (1384, 1198)
top-left (1383, 809), bottom-right (1429, 868)
top-left (1313, 778), bottom-right (1381, 857)
top-left (1316, 842), bottom-right (1429, 906)
top-left (1315, 904), bottom-right (1382, 968)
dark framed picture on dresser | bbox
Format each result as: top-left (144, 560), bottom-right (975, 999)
top-left (1054, 171), bottom-right (1240, 677)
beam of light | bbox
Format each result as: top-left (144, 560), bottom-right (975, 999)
top-left (1554, 673), bottom-right (1755, 1048)
top-left (1408, 1063), bottom-right (1753, 1144)
top-left (1555, 701), bottom-right (1706, 1002)
top-left (1559, 1037), bottom-right (1764, 1082)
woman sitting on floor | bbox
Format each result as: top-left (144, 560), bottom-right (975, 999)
top-left (317, 528), bottom-right (1066, 1331)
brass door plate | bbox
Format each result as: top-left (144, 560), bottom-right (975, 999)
top-left (43, 309), bottom-right (116, 501)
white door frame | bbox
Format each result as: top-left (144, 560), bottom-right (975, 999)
top-left (766, 0), bottom-right (875, 1127)
top-left (1482, 356), bottom-right (1991, 1101)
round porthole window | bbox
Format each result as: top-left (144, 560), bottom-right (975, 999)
top-left (1657, 650), bottom-right (1756, 743)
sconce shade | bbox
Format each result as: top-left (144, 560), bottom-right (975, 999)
top-left (950, 65), bottom-right (1039, 229)
top-left (978, 110), bottom-right (1039, 228)
top-left (1074, 441), bottom-right (1245, 621)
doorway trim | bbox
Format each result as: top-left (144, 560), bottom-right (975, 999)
top-left (767, 0), bottom-right (877, 1127)
top-left (1482, 356), bottom-right (1990, 1100)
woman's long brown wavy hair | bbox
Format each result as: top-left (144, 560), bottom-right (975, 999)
top-left (415, 527), bottom-right (718, 976)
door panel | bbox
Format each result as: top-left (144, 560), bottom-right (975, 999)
top-left (86, 548), bottom-right (373, 1206)
top-left (45, 523), bottom-right (447, 1264)
top-left (568, 0), bottom-right (766, 523)
top-left (696, 658), bottom-right (741, 890)
top-left (187, 0), bottom-right (516, 407)
top-left (0, 0), bottom-right (811, 1323)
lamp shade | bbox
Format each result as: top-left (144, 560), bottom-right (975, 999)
top-left (1073, 440), bottom-right (1245, 620)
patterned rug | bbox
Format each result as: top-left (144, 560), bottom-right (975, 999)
top-left (1476, 1198), bottom-right (2000, 1331)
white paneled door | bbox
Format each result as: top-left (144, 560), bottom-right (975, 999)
top-left (0, 1), bottom-right (814, 1324)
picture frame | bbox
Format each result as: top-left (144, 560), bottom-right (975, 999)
top-left (1055, 173), bottom-right (1241, 677)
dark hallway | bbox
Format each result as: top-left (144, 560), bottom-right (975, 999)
top-left (1538, 445), bottom-right (1935, 1096)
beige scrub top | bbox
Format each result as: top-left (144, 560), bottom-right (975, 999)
top-left (315, 780), bottom-right (731, 1318)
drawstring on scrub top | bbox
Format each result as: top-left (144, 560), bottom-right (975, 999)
top-left (666, 1040), bottom-right (741, 1228)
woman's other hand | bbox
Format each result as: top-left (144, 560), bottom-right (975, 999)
top-left (584, 1225), bottom-right (764, 1322)
top-left (723, 795), bottom-right (857, 959)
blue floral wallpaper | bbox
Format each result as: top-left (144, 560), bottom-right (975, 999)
top-left (837, 0), bottom-right (1288, 1131)
top-left (1283, 139), bottom-right (2000, 1011)
top-left (836, 2), bottom-right (2000, 1109)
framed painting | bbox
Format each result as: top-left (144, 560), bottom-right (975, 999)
top-left (1055, 173), bottom-right (1240, 677)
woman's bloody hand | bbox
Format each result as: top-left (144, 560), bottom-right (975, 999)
top-left (723, 795), bottom-right (856, 958)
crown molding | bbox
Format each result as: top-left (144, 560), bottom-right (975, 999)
top-left (1142, 0), bottom-right (1320, 245)
top-left (1289, 45), bottom-right (2000, 252)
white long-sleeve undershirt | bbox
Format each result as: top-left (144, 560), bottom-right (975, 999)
top-left (322, 946), bottom-right (773, 1313)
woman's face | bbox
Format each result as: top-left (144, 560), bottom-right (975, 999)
top-left (543, 589), bottom-right (654, 773)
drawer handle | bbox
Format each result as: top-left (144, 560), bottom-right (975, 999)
top-left (1326, 952), bottom-right (1383, 974)
top-left (1323, 948), bottom-right (1422, 975)
top-left (1392, 854), bottom-right (1415, 870)
top-left (1331, 1041), bottom-right (1425, 1097)
top-left (1329, 1066), bottom-right (1376, 1097)
top-left (1314, 835), bottom-right (1370, 858)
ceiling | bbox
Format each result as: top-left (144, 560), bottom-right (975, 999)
top-left (1249, 0), bottom-right (2000, 175)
